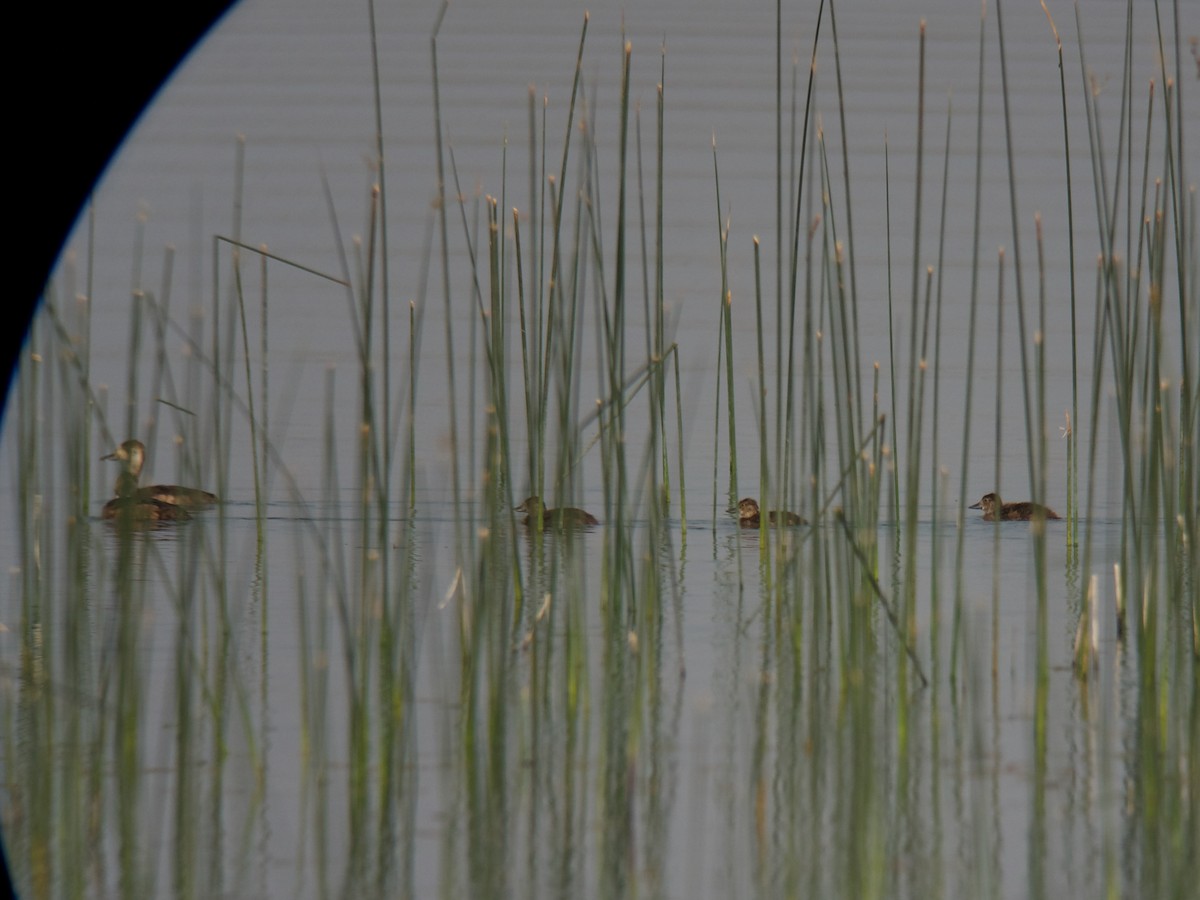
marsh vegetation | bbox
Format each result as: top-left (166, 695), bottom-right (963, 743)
top-left (2, 1), bottom-right (1196, 898)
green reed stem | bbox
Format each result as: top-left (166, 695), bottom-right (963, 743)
top-left (430, 0), bottom-right (464, 563)
top-left (885, 138), bottom-right (901, 524)
top-left (367, 0), bottom-right (393, 523)
top-left (990, 249), bottom-right (1006, 688)
top-left (656, 52), bottom-right (668, 508)
top-left (537, 13), bottom-right (591, 508)
top-left (994, 0), bottom-right (1039, 509)
top-left (673, 346), bottom-right (687, 536)
top-left (827, 0), bottom-right (864, 467)
top-left (928, 94), bottom-right (953, 685)
top-left (258, 248), bottom-right (269, 535)
top-left (231, 228), bottom-right (263, 556)
top-left (712, 137), bottom-right (737, 514)
top-left (1042, 4), bottom-right (1081, 535)
top-left (753, 237), bottom-right (770, 553)
top-left (785, 0), bottom-right (824, 530)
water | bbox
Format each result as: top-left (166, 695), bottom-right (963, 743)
top-left (2, 0), bottom-right (1196, 897)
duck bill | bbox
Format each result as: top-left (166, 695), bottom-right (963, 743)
top-left (968, 501), bottom-right (981, 509)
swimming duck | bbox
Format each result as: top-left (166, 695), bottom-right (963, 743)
top-left (730, 497), bottom-right (806, 528)
top-left (102, 439), bottom-right (218, 510)
top-left (515, 495), bottom-right (599, 528)
top-left (101, 470), bottom-right (192, 522)
top-left (968, 492), bottom-right (1060, 522)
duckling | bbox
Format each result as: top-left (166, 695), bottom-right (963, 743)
top-left (730, 497), bottom-right (806, 528)
top-left (515, 495), bottom-right (599, 528)
top-left (102, 471), bottom-right (192, 522)
top-left (102, 439), bottom-right (217, 510)
top-left (969, 492), bottom-right (1060, 522)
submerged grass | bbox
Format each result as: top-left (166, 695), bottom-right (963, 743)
top-left (1, 1), bottom-right (1196, 899)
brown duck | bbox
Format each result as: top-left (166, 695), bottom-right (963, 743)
top-left (730, 497), bottom-right (806, 528)
top-left (101, 439), bottom-right (217, 521)
top-left (969, 492), bottom-right (1060, 522)
top-left (515, 495), bottom-right (599, 528)
top-left (102, 471), bottom-right (192, 522)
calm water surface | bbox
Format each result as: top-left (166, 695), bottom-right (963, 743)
top-left (2, 0), bottom-right (1196, 897)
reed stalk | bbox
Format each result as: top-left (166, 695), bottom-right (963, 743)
top-left (885, 140), bottom-right (901, 526)
top-left (1041, 2), bottom-right (1081, 537)
top-left (429, 0), bottom-right (464, 564)
top-left (990, 250), bottom-right (1006, 689)
top-left (753, 237), bottom-right (771, 553)
top-left (950, 0), bottom-right (988, 690)
top-left (927, 95), bottom-right (953, 687)
top-left (711, 137), bottom-right (738, 515)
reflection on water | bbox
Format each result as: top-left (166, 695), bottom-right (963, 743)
top-left (2, 0), bottom-right (1196, 898)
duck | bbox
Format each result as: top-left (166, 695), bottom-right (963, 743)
top-left (102, 439), bottom-right (218, 510)
top-left (730, 497), bottom-right (806, 528)
top-left (101, 471), bottom-right (192, 522)
top-left (515, 495), bottom-right (599, 528)
top-left (968, 492), bottom-right (1060, 522)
